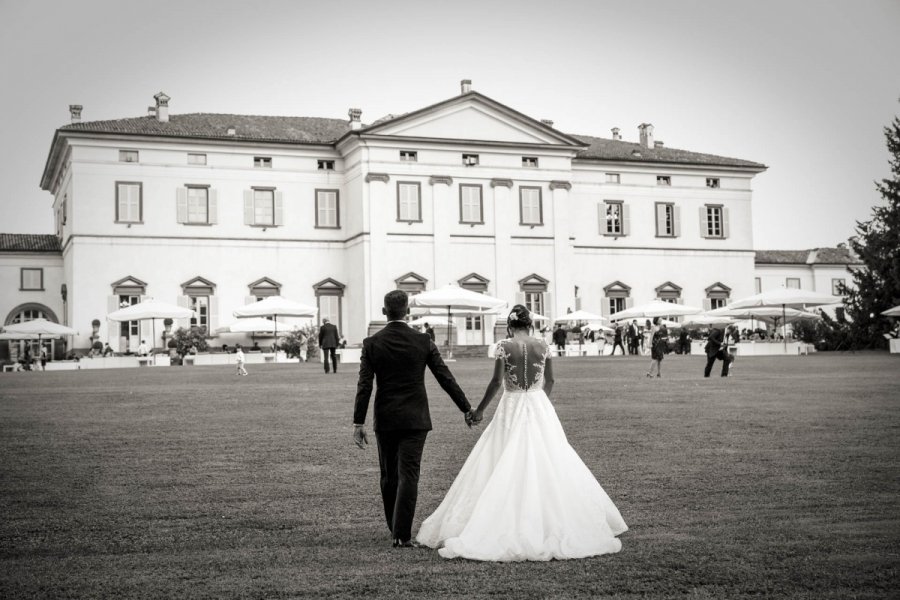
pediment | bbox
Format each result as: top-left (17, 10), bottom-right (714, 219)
top-left (704, 281), bottom-right (732, 294)
top-left (313, 277), bottom-right (346, 291)
top-left (603, 280), bottom-right (631, 294)
top-left (248, 276), bottom-right (282, 291)
top-left (361, 93), bottom-right (585, 147)
top-left (181, 276), bottom-right (216, 293)
top-left (655, 281), bottom-right (683, 294)
top-left (110, 276), bottom-right (147, 293)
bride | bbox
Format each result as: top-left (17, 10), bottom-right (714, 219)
top-left (416, 305), bottom-right (628, 561)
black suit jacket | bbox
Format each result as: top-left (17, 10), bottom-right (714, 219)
top-left (353, 322), bottom-right (470, 432)
top-left (705, 328), bottom-right (725, 357)
top-left (318, 323), bottom-right (340, 348)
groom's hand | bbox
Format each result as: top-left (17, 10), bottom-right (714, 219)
top-left (464, 410), bottom-right (478, 428)
top-left (353, 424), bottom-right (369, 449)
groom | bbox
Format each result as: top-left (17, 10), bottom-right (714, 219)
top-left (353, 290), bottom-right (476, 548)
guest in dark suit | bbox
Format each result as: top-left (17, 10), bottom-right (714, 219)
top-left (353, 290), bottom-right (476, 548)
top-left (627, 320), bottom-right (640, 355)
top-left (611, 325), bottom-right (626, 356)
top-left (424, 322), bottom-right (435, 342)
top-left (318, 318), bottom-right (341, 373)
top-left (552, 324), bottom-right (567, 355)
top-left (704, 326), bottom-right (731, 377)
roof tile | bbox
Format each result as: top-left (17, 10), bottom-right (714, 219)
top-left (0, 234), bottom-right (61, 253)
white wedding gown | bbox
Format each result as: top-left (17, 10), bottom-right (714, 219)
top-left (417, 337), bottom-right (628, 561)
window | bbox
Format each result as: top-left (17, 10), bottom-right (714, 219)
top-left (786, 278), bottom-right (801, 289)
top-left (397, 182), bottom-right (422, 222)
top-left (400, 150), bottom-right (418, 162)
top-left (20, 268), bottom-right (43, 291)
top-left (519, 187), bottom-right (542, 225)
top-left (705, 283), bottom-right (731, 311)
top-left (755, 277), bottom-right (762, 294)
top-left (656, 175), bottom-right (671, 186)
top-left (465, 316), bottom-right (483, 331)
top-left (119, 295), bottom-right (140, 338)
top-left (832, 278), bottom-right (846, 296)
top-left (522, 156), bottom-right (538, 168)
top-left (186, 186), bottom-right (209, 224)
top-left (248, 277), bottom-right (281, 300)
top-left (254, 156), bottom-right (272, 168)
top-left (605, 173), bottom-right (620, 184)
top-left (704, 205), bottom-right (724, 237)
top-left (524, 292), bottom-right (544, 317)
top-left (317, 160), bottom-right (335, 170)
top-left (462, 153), bottom-right (479, 166)
top-left (316, 189), bottom-right (340, 228)
top-left (115, 182), bottom-right (142, 223)
top-left (608, 296), bottom-right (626, 315)
top-left (602, 201), bottom-right (625, 235)
top-left (395, 272), bottom-right (427, 295)
top-left (656, 282), bottom-right (682, 304)
top-left (314, 278), bottom-right (345, 329)
top-left (710, 297), bottom-right (727, 309)
top-left (12, 306), bottom-right (50, 324)
top-left (189, 296), bottom-right (209, 329)
top-left (459, 184), bottom-right (483, 224)
top-left (188, 153), bottom-right (207, 165)
top-left (655, 202), bottom-right (677, 237)
top-left (253, 189), bottom-right (275, 225)
top-left (706, 177), bottom-right (720, 188)
top-left (119, 150), bottom-right (138, 163)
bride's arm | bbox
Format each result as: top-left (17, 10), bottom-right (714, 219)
top-left (474, 358), bottom-right (504, 421)
top-left (543, 356), bottom-right (554, 398)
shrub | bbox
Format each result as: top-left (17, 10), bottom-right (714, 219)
top-left (280, 324), bottom-right (319, 361)
top-left (170, 326), bottom-right (209, 356)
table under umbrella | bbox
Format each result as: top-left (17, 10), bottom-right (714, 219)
top-left (233, 296), bottom-right (318, 362)
top-left (108, 299), bottom-right (196, 352)
top-left (725, 288), bottom-right (837, 351)
top-left (408, 284), bottom-right (506, 358)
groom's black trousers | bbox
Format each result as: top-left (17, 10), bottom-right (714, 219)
top-left (375, 429), bottom-right (428, 542)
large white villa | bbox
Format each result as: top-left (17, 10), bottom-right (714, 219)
top-left (0, 81), bottom-right (861, 360)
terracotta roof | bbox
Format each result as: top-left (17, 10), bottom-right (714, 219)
top-left (755, 247), bottom-right (861, 265)
top-left (571, 134), bottom-right (766, 169)
top-left (59, 113), bottom-right (352, 144)
top-left (0, 234), bottom-right (61, 253)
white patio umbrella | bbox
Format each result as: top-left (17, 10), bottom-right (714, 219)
top-left (108, 299), bottom-right (195, 351)
top-left (233, 296), bottom-right (318, 361)
top-left (726, 288), bottom-right (837, 350)
top-left (882, 305), bottom-right (900, 317)
top-left (215, 317), bottom-right (295, 335)
top-left (2, 319), bottom-right (78, 358)
top-left (554, 309), bottom-right (606, 323)
top-left (407, 315), bottom-right (451, 327)
top-left (408, 284), bottom-right (506, 357)
top-left (0, 332), bottom-right (60, 340)
top-left (608, 300), bottom-right (702, 322)
top-left (679, 315), bottom-right (737, 328)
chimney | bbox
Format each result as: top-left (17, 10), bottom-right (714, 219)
top-left (348, 108), bottom-right (362, 130)
top-left (226, 126), bottom-right (236, 136)
top-left (153, 91), bottom-right (170, 123)
top-left (611, 127), bottom-right (621, 141)
top-left (69, 105), bottom-right (83, 124)
top-left (460, 79), bottom-right (472, 94)
top-left (540, 119), bottom-right (554, 127)
top-left (147, 106), bottom-right (157, 118)
top-left (638, 123), bottom-right (654, 148)
top-left (654, 140), bottom-right (664, 149)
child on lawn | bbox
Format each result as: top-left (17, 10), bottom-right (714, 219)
top-left (235, 344), bottom-right (248, 376)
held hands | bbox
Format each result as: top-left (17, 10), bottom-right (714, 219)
top-left (464, 409), bottom-right (483, 428)
top-left (353, 424), bottom-right (369, 449)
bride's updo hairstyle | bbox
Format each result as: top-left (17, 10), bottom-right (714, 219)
top-left (507, 304), bottom-right (533, 332)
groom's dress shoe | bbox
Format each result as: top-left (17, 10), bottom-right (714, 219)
top-left (392, 539), bottom-right (423, 548)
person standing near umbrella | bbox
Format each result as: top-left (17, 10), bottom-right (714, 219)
top-left (552, 324), bottom-right (567, 356)
top-left (424, 322), bottom-right (435, 343)
top-left (646, 318), bottom-right (666, 378)
top-left (611, 325), bottom-right (626, 356)
top-left (319, 318), bottom-right (341, 374)
top-left (703, 325), bottom-right (731, 378)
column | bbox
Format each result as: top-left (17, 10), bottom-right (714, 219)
top-left (549, 180), bottom-right (574, 320)
top-left (429, 175), bottom-right (453, 288)
top-left (492, 178), bottom-right (513, 340)
top-left (365, 173), bottom-right (390, 334)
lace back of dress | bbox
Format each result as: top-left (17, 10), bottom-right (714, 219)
top-left (497, 338), bottom-right (548, 391)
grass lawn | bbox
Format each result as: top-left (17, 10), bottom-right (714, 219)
top-left (1, 353), bottom-right (899, 599)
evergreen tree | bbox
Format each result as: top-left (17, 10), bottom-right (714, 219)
top-left (844, 110), bottom-right (900, 348)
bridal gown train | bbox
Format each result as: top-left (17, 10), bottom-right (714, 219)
top-left (416, 337), bottom-right (628, 561)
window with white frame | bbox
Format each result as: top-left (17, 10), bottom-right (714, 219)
top-left (706, 283), bottom-right (731, 310)
top-left (400, 150), bottom-right (417, 162)
top-left (525, 292), bottom-right (544, 316)
top-left (605, 173), bottom-right (621, 184)
top-left (186, 186), bottom-right (209, 224)
top-left (317, 160), bottom-right (335, 170)
top-left (657, 175), bottom-right (671, 186)
top-left (119, 150), bottom-right (139, 163)
top-left (604, 281), bottom-right (631, 317)
top-left (704, 205), bottom-right (723, 237)
top-left (603, 201), bottom-right (623, 235)
top-left (519, 187), bottom-right (542, 225)
top-left (522, 156), bottom-right (538, 168)
top-left (397, 182), bottom-right (421, 222)
top-left (655, 202), bottom-right (677, 237)
top-left (832, 278), bottom-right (845, 296)
top-left (189, 296), bottom-right (209, 329)
top-left (786, 278), bottom-right (801, 289)
top-left (254, 156), bottom-right (272, 168)
top-left (187, 153), bottom-right (207, 165)
top-left (116, 182), bottom-right (142, 223)
top-left (20, 268), bottom-right (43, 290)
top-left (462, 153), bottom-right (479, 166)
top-left (316, 189), bottom-right (339, 228)
top-left (314, 279), bottom-right (345, 329)
top-left (459, 184), bottom-right (483, 224)
top-left (609, 296), bottom-right (626, 315)
top-left (253, 189), bottom-right (275, 225)
top-left (706, 177), bottom-right (720, 188)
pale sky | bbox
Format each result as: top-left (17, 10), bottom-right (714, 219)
top-left (1, 0), bottom-right (898, 250)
